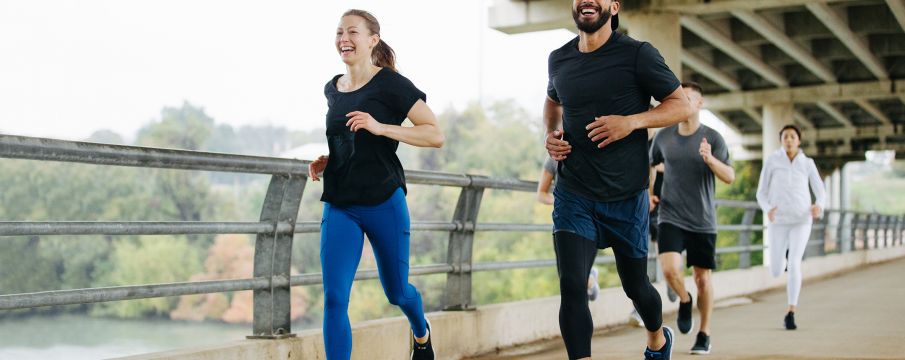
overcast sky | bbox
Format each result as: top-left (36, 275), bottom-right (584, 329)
top-left (0, 0), bottom-right (575, 141)
top-left (0, 0), bottom-right (738, 148)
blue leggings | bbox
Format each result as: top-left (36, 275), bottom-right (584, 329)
top-left (320, 188), bottom-right (427, 360)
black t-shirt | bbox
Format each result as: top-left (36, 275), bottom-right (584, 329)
top-left (547, 33), bottom-right (681, 202)
top-left (321, 68), bottom-right (426, 206)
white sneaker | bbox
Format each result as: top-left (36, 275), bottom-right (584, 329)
top-left (588, 267), bottom-right (600, 301)
top-left (628, 309), bottom-right (645, 328)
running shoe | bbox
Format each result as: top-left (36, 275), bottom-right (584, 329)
top-left (689, 331), bottom-right (710, 355)
top-left (784, 311), bottom-right (797, 330)
top-left (644, 326), bottom-right (673, 360)
top-left (667, 285), bottom-right (678, 303)
top-left (588, 267), bottom-right (600, 301)
top-left (628, 309), bottom-right (645, 328)
top-left (677, 294), bottom-right (694, 334)
top-left (411, 318), bottom-right (434, 360)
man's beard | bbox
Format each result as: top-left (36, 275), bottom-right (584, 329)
top-left (572, 4), bottom-right (611, 34)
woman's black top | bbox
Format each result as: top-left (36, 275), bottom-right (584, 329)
top-left (321, 68), bottom-right (426, 206)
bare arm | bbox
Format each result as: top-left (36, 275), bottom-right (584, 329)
top-left (346, 99), bottom-right (444, 148)
top-left (537, 169), bottom-right (555, 205)
top-left (587, 87), bottom-right (693, 148)
top-left (699, 138), bottom-right (734, 184)
top-left (706, 157), bottom-right (735, 184)
top-left (648, 166), bottom-right (660, 212)
top-left (544, 96), bottom-right (571, 160)
top-left (632, 87), bottom-right (694, 130)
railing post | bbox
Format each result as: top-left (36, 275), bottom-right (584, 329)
top-left (249, 174), bottom-right (305, 339)
top-left (443, 184), bottom-right (484, 311)
top-left (846, 212), bottom-right (858, 252)
top-left (815, 212), bottom-right (828, 257)
top-left (737, 208), bottom-right (757, 269)
top-left (870, 213), bottom-right (879, 249)
top-left (838, 211), bottom-right (849, 253)
top-left (898, 215), bottom-right (904, 246)
top-left (899, 215), bottom-right (905, 246)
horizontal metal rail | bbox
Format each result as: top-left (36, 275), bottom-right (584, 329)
top-left (0, 134), bottom-right (309, 175)
top-left (0, 278), bottom-right (271, 310)
top-left (0, 222), bottom-right (289, 236)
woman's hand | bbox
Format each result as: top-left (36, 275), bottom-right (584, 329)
top-left (308, 155), bottom-right (328, 181)
top-left (811, 204), bottom-right (822, 219)
top-left (346, 111), bottom-right (387, 136)
top-left (768, 207), bottom-right (778, 222)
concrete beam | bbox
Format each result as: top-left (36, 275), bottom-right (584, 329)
top-left (794, 110), bottom-right (817, 130)
top-left (655, 0), bottom-right (862, 15)
top-left (488, 0), bottom-right (572, 34)
top-left (680, 16), bottom-right (788, 88)
top-left (743, 107), bottom-right (764, 126)
top-left (731, 9), bottom-right (836, 83)
top-left (681, 50), bottom-right (742, 91)
top-left (742, 124), bottom-right (896, 147)
top-left (886, 0), bottom-right (905, 34)
top-left (710, 110), bottom-right (745, 135)
top-left (707, 80), bottom-right (905, 111)
top-left (806, 2), bottom-right (890, 81)
top-left (816, 101), bottom-right (856, 129)
top-left (854, 99), bottom-right (894, 126)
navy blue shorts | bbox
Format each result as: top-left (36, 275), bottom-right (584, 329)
top-left (552, 186), bottom-right (650, 259)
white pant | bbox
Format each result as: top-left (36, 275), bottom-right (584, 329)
top-left (768, 220), bottom-right (812, 306)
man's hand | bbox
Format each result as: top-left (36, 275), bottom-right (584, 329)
top-left (699, 138), bottom-right (713, 164)
top-left (587, 114), bottom-right (638, 149)
top-left (768, 207), bottom-right (778, 222)
top-left (811, 204), bottom-right (822, 219)
top-left (649, 195), bottom-right (660, 213)
top-left (546, 129), bottom-right (571, 160)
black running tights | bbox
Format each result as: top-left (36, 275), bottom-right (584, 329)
top-left (554, 231), bottom-right (663, 359)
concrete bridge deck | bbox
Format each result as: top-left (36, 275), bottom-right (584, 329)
top-left (471, 257), bottom-right (905, 360)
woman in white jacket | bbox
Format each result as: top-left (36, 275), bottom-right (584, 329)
top-left (756, 124), bottom-right (826, 330)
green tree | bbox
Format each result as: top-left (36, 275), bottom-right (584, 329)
top-left (91, 236), bottom-right (202, 318)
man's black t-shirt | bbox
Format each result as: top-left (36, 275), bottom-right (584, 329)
top-left (321, 68), bottom-right (425, 206)
top-left (547, 32), bottom-right (681, 202)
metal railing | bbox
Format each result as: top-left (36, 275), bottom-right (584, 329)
top-left (0, 134), bottom-right (903, 338)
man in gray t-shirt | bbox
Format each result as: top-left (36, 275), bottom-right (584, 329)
top-left (649, 82), bottom-right (735, 354)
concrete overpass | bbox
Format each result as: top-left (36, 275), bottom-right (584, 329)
top-left (489, 0), bottom-right (905, 173)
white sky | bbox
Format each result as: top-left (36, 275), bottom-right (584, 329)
top-left (0, 0), bottom-right (574, 141)
top-left (0, 0), bottom-right (740, 148)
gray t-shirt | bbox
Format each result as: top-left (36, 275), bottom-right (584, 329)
top-left (650, 124), bottom-right (730, 234)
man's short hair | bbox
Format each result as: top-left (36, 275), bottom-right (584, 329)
top-left (681, 81), bottom-right (704, 96)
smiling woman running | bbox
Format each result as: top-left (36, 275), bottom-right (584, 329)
top-left (308, 9), bottom-right (444, 360)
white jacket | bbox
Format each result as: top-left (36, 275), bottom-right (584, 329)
top-left (756, 148), bottom-right (827, 224)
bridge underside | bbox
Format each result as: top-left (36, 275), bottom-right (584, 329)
top-left (490, 0), bottom-right (905, 166)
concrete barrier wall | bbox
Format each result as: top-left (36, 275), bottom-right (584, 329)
top-left (117, 246), bottom-right (905, 360)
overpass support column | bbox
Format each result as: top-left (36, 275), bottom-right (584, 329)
top-left (761, 103), bottom-right (793, 266)
top-left (623, 11), bottom-right (679, 282)
top-left (623, 12), bottom-right (682, 79)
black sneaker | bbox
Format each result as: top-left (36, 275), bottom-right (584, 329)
top-left (690, 331), bottom-right (711, 355)
top-left (411, 319), bottom-right (434, 360)
top-left (644, 326), bottom-right (673, 360)
top-left (784, 311), bottom-right (797, 330)
top-left (677, 294), bottom-right (694, 334)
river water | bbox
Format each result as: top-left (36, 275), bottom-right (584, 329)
top-left (0, 315), bottom-right (256, 359)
